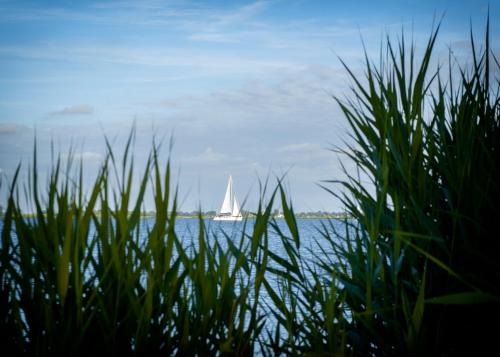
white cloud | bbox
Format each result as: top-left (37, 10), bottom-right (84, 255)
top-left (278, 142), bottom-right (324, 153)
top-left (182, 147), bottom-right (228, 164)
top-left (211, 1), bottom-right (270, 27)
top-left (276, 142), bottom-right (334, 165)
top-left (0, 123), bottom-right (29, 134)
top-left (188, 32), bottom-right (242, 43)
top-left (0, 0), bottom-right (271, 32)
top-left (50, 105), bottom-right (94, 116)
top-left (71, 151), bottom-right (103, 161)
top-left (0, 44), bottom-right (305, 77)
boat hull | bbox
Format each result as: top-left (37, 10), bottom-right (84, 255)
top-left (213, 215), bottom-right (243, 221)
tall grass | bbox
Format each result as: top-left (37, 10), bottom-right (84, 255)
top-left (327, 19), bottom-right (500, 355)
top-left (1, 20), bottom-right (499, 355)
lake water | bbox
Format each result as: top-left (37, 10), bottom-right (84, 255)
top-left (170, 217), bottom-right (347, 331)
top-left (0, 217), bottom-right (346, 268)
top-left (150, 217), bottom-right (344, 263)
top-left (0, 217), bottom-right (347, 271)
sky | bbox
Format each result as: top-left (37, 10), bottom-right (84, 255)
top-left (0, 0), bottom-right (498, 212)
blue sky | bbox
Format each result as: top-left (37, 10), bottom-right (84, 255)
top-left (0, 0), bottom-right (498, 211)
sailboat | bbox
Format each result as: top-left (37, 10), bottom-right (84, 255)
top-left (213, 175), bottom-right (243, 221)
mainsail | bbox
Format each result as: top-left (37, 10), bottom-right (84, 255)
top-left (219, 175), bottom-right (234, 214)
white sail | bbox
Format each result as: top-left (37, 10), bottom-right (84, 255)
top-left (231, 195), bottom-right (241, 216)
top-left (219, 175), bottom-right (233, 214)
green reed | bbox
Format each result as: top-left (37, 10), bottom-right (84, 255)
top-left (0, 128), bottom-right (346, 355)
top-left (326, 18), bottom-right (500, 355)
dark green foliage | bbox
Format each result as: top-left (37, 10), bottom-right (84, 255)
top-left (0, 134), bottom-right (346, 355)
top-left (0, 135), bottom-right (265, 355)
top-left (328, 19), bottom-right (500, 355)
